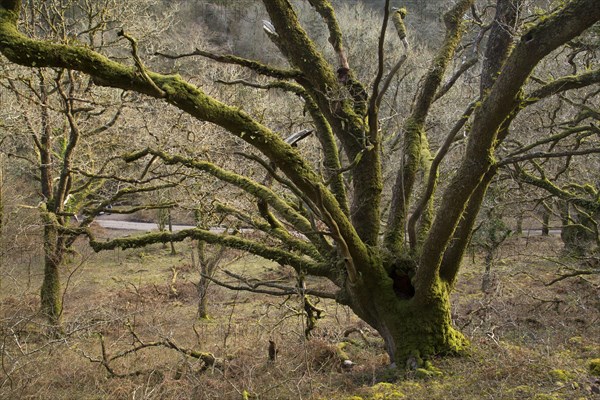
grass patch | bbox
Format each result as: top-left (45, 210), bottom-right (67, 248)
top-left (1, 235), bottom-right (599, 399)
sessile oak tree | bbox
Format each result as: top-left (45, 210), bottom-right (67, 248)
top-left (1, 0), bottom-right (599, 365)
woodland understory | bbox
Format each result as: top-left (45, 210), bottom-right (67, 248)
top-left (0, 1), bottom-right (598, 396)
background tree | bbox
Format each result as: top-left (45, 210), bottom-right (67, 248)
top-left (1, 0), bottom-right (599, 365)
top-left (495, 19), bottom-right (600, 255)
top-left (0, 0), bottom-right (183, 327)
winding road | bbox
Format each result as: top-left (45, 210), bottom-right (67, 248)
top-left (95, 216), bottom-right (560, 236)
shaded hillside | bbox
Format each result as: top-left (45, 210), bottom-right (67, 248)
top-left (164, 0), bottom-right (447, 58)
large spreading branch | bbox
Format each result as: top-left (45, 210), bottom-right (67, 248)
top-left (516, 168), bottom-right (599, 212)
top-left (262, 0), bottom-right (381, 245)
top-left (216, 78), bottom-right (349, 214)
top-left (89, 227), bottom-right (331, 278)
top-left (0, 1), bottom-right (328, 211)
top-left (123, 147), bottom-right (332, 253)
top-left (384, 0), bottom-right (474, 255)
top-left (0, 0), bottom-right (373, 274)
top-left (416, 0), bottom-right (600, 300)
top-left (526, 68), bottom-right (600, 104)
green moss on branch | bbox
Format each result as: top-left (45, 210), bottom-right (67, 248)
top-left (90, 228), bottom-right (328, 276)
top-left (0, 6), bottom-right (356, 253)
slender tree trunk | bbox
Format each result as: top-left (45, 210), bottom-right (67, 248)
top-left (481, 250), bottom-right (494, 292)
top-left (515, 213), bottom-right (523, 235)
top-left (195, 207), bottom-right (211, 319)
top-left (36, 72), bottom-right (64, 329)
top-left (541, 206), bottom-right (550, 236)
top-left (197, 276), bottom-right (210, 320)
top-left (168, 210), bottom-right (176, 255)
top-left (158, 208), bottom-right (168, 249)
top-left (40, 224), bottom-right (63, 328)
top-left (196, 238), bottom-right (212, 320)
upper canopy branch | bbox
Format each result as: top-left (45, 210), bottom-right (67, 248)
top-left (384, 0), bottom-right (474, 255)
top-left (261, 0), bottom-right (385, 246)
top-left (525, 68), bottom-right (600, 104)
top-left (123, 148), bottom-right (322, 245)
top-left (155, 48), bottom-right (302, 80)
top-left (260, 0), bottom-right (368, 149)
top-left (305, 0), bottom-right (348, 68)
top-left (262, 0), bottom-right (338, 95)
top-left (0, 1), bottom-right (362, 252)
top-left (368, 0), bottom-right (391, 141)
top-left (415, 0), bottom-right (600, 300)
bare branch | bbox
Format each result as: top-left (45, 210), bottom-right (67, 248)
top-left (499, 147), bottom-right (600, 166)
top-left (546, 268), bottom-right (598, 286)
top-left (434, 56), bottom-right (478, 101)
top-left (88, 227), bottom-right (330, 277)
top-left (118, 30), bottom-right (166, 98)
top-left (367, 0), bottom-right (391, 141)
top-left (376, 54), bottom-right (408, 109)
top-left (504, 125), bottom-right (597, 158)
top-left (155, 48), bottom-right (301, 80)
top-left (214, 202), bottom-right (324, 262)
top-left (201, 269), bottom-right (337, 299)
top-left (526, 68), bottom-right (600, 104)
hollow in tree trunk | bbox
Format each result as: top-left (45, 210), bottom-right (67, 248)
top-left (345, 273), bottom-right (467, 366)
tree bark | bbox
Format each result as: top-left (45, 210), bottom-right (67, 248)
top-left (40, 224), bottom-right (63, 328)
top-left (345, 272), bottom-right (466, 365)
top-left (541, 207), bottom-right (550, 236)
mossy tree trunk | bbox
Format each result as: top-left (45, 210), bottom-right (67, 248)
top-left (1, 0), bottom-right (172, 329)
top-left (541, 203), bottom-right (551, 236)
top-left (40, 224), bottom-right (64, 327)
top-left (38, 72), bottom-right (64, 328)
top-left (343, 264), bottom-right (466, 364)
top-left (2, 0), bottom-right (599, 365)
top-left (561, 205), bottom-right (599, 255)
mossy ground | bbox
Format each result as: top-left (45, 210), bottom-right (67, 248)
top-left (1, 233), bottom-right (598, 399)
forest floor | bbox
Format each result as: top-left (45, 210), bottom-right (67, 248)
top-left (0, 231), bottom-right (599, 399)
